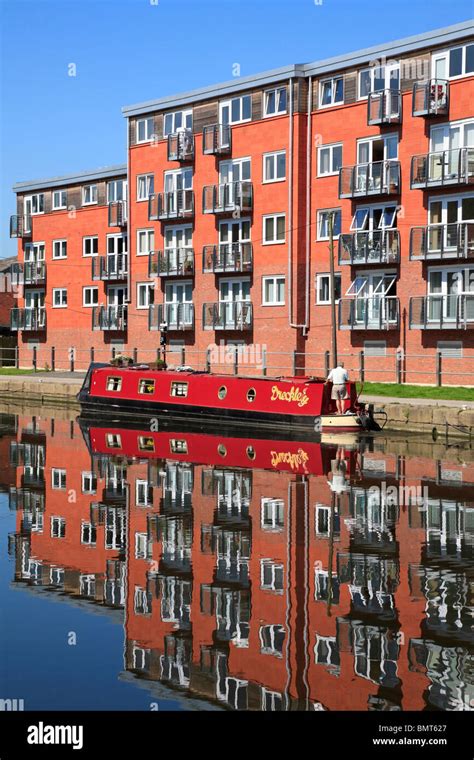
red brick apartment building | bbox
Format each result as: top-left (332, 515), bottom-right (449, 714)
top-left (9, 21), bottom-right (474, 383)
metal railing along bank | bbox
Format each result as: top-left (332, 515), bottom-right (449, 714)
top-left (1, 346), bottom-right (473, 387)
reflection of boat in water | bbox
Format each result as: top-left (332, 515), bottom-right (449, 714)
top-left (77, 363), bottom-right (380, 433)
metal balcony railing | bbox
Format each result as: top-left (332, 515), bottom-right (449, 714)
top-left (202, 124), bottom-right (232, 155)
top-left (167, 130), bottom-right (194, 162)
top-left (338, 297), bottom-right (399, 330)
top-left (338, 230), bottom-right (400, 265)
top-left (148, 249), bottom-right (195, 278)
top-left (409, 294), bottom-right (474, 329)
top-left (149, 303), bottom-right (194, 331)
top-left (411, 147), bottom-right (474, 188)
top-left (203, 301), bottom-right (253, 330)
top-left (412, 79), bottom-right (449, 117)
top-left (10, 308), bottom-right (46, 331)
top-left (148, 190), bottom-right (194, 221)
top-left (339, 161), bottom-right (401, 198)
top-left (202, 242), bottom-right (253, 273)
top-left (23, 262), bottom-right (46, 285)
top-left (410, 222), bottom-right (474, 261)
top-left (92, 305), bottom-right (127, 331)
top-left (202, 181), bottom-right (253, 214)
top-left (367, 90), bottom-right (402, 125)
top-left (10, 215), bottom-right (32, 238)
top-left (92, 255), bottom-right (128, 281)
top-left (108, 201), bottom-right (128, 227)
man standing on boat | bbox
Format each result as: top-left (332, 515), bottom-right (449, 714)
top-left (325, 361), bottom-right (349, 415)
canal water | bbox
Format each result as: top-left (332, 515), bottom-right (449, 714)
top-left (0, 406), bottom-right (472, 712)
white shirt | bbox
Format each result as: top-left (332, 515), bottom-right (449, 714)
top-left (328, 366), bottom-right (348, 385)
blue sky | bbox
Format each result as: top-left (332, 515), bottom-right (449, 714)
top-left (1, 0), bottom-right (472, 258)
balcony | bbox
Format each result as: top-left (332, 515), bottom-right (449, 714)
top-left (202, 243), bottom-right (253, 273)
top-left (410, 223), bottom-right (474, 261)
top-left (202, 181), bottom-right (253, 215)
top-left (148, 190), bottom-right (194, 221)
top-left (10, 308), bottom-right (46, 331)
top-left (338, 297), bottom-right (399, 330)
top-left (167, 130), bottom-right (194, 162)
top-left (367, 90), bottom-right (402, 126)
top-left (10, 215), bottom-right (32, 238)
top-left (92, 305), bottom-right (127, 331)
top-left (92, 255), bottom-right (128, 281)
top-left (25, 262), bottom-right (46, 285)
top-left (149, 249), bottom-right (194, 278)
top-left (410, 295), bottom-right (474, 329)
top-left (338, 230), bottom-right (400, 266)
top-left (412, 80), bottom-right (449, 118)
top-left (339, 161), bottom-right (400, 199)
top-left (203, 301), bottom-right (253, 331)
top-left (108, 201), bottom-right (127, 227)
top-left (149, 303), bottom-right (194, 331)
top-left (202, 124), bottom-right (232, 155)
top-left (411, 148), bottom-right (474, 189)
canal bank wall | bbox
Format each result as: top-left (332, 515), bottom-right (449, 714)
top-left (0, 375), bottom-right (472, 438)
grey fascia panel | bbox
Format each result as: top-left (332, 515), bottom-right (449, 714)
top-left (12, 164), bottom-right (127, 194)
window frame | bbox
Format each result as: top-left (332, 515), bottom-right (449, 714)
top-left (262, 150), bottom-right (286, 183)
top-left (264, 86), bottom-right (288, 117)
top-left (432, 43), bottom-right (474, 81)
top-left (82, 235), bottom-right (99, 257)
top-left (262, 275), bottom-right (285, 306)
top-left (319, 76), bottom-right (344, 108)
top-left (136, 173), bottom-right (155, 202)
top-left (51, 468), bottom-right (66, 490)
top-left (136, 281), bottom-right (155, 310)
top-left (52, 288), bottom-right (67, 308)
top-left (219, 95), bottom-right (252, 125)
top-left (262, 213), bottom-right (286, 245)
top-left (24, 193), bottom-right (45, 215)
top-left (163, 109), bottom-right (193, 137)
top-left (82, 286), bottom-right (99, 308)
top-left (317, 143), bottom-right (343, 177)
top-left (82, 184), bottom-right (98, 206)
top-left (316, 208), bottom-right (342, 241)
top-left (136, 228), bottom-right (155, 257)
top-left (52, 239), bottom-right (67, 260)
top-left (52, 189), bottom-right (67, 210)
top-left (316, 272), bottom-right (342, 305)
top-left (136, 116), bottom-right (155, 143)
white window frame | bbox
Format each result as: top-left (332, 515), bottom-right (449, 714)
top-left (260, 559), bottom-right (284, 593)
top-left (264, 86), bottom-right (287, 117)
top-left (263, 150), bottom-right (286, 183)
top-left (316, 272), bottom-right (342, 305)
top-left (135, 532), bottom-right (149, 559)
top-left (262, 275), bottom-right (285, 306)
top-left (317, 143), bottom-right (343, 177)
top-left (52, 288), bottom-right (67, 308)
top-left (427, 264), bottom-right (474, 297)
top-left (429, 119), bottom-right (474, 152)
top-left (83, 286), bottom-right (99, 308)
top-left (81, 471), bottom-right (97, 494)
top-left (261, 497), bottom-right (285, 531)
top-left (432, 43), bottom-right (474, 81)
top-left (136, 228), bottom-right (155, 257)
top-left (319, 76), bottom-right (344, 108)
top-left (259, 624), bottom-right (285, 658)
top-left (219, 95), bottom-right (252, 126)
top-left (163, 109), bottom-right (192, 137)
top-left (356, 133), bottom-right (399, 163)
top-left (82, 235), bottom-right (99, 257)
top-left (81, 522), bottom-right (96, 546)
top-left (82, 184), bottom-right (98, 205)
top-left (136, 282), bottom-right (155, 310)
top-left (25, 193), bottom-right (44, 215)
top-left (316, 208), bottom-right (341, 241)
top-left (262, 214), bottom-right (286, 245)
top-left (358, 61), bottom-right (400, 100)
top-left (107, 180), bottom-right (127, 203)
top-left (51, 468), bottom-right (66, 490)
top-left (137, 173), bottom-right (154, 202)
top-left (136, 116), bottom-right (155, 143)
top-left (51, 516), bottom-right (66, 538)
top-left (52, 239), bottom-right (67, 259)
top-left (350, 203), bottom-right (398, 231)
top-left (52, 189), bottom-right (67, 210)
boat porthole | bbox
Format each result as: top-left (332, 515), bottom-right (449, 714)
top-left (218, 443), bottom-right (227, 457)
top-left (246, 388), bottom-right (256, 402)
top-left (246, 446), bottom-right (256, 460)
top-left (218, 385), bottom-right (227, 400)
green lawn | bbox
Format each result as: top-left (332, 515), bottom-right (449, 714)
top-left (0, 368), bottom-right (47, 375)
top-left (358, 382), bottom-right (474, 402)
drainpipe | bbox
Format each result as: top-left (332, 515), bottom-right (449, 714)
top-left (126, 118), bottom-right (131, 305)
top-left (303, 76), bottom-right (312, 337)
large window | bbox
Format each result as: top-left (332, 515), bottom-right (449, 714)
top-left (107, 180), bottom-right (127, 203)
top-left (316, 273), bottom-right (342, 305)
top-left (219, 95), bottom-right (251, 125)
top-left (137, 174), bottom-right (154, 201)
top-left (263, 214), bottom-right (286, 244)
top-left (359, 62), bottom-right (400, 98)
top-left (24, 194), bottom-right (44, 215)
top-left (350, 205), bottom-right (397, 232)
top-left (163, 109), bottom-right (192, 136)
top-left (433, 43), bottom-right (474, 80)
top-left (136, 282), bottom-right (155, 309)
top-left (264, 87), bottom-right (287, 116)
top-left (318, 143), bottom-right (343, 176)
top-left (262, 276), bottom-right (285, 306)
top-left (137, 229), bottom-right (155, 256)
top-left (263, 151), bottom-right (286, 182)
top-left (317, 208), bottom-right (341, 240)
top-left (319, 76), bottom-right (344, 107)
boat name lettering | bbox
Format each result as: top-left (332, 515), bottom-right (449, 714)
top-left (271, 448), bottom-right (309, 470)
top-left (270, 385), bottom-right (309, 408)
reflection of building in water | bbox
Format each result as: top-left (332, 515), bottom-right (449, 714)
top-left (6, 414), bottom-right (474, 711)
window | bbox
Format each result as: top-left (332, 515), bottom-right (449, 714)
top-left (261, 498), bottom-right (284, 530)
top-left (52, 288), bottom-right (67, 308)
top-left (83, 236), bottom-right (98, 257)
top-left (163, 109), bottom-right (192, 136)
top-left (136, 116), bottom-right (155, 143)
top-left (136, 282), bottom-right (154, 309)
top-left (52, 468), bottom-right (66, 489)
top-left (135, 532), bottom-right (148, 559)
top-left (433, 43), bottom-right (474, 80)
top-left (261, 559), bottom-right (284, 592)
top-left (51, 516), bottom-right (66, 538)
top-left (106, 376), bottom-right (122, 392)
top-left (137, 229), bottom-right (155, 256)
top-left (263, 151), bottom-right (286, 182)
top-left (316, 273), bottom-right (342, 305)
top-left (318, 144), bottom-right (343, 176)
top-left (52, 190), bottom-right (67, 210)
top-left (107, 180), bottom-right (127, 203)
top-left (137, 174), bottom-right (154, 201)
top-left (359, 62), bottom-right (400, 98)
top-left (315, 505), bottom-right (331, 536)
top-left (317, 209), bottom-right (341, 240)
top-left (357, 134), bottom-right (398, 164)
top-left (81, 522), bottom-right (97, 545)
top-left (25, 193), bottom-right (44, 215)
top-left (105, 433), bottom-right (122, 448)
top-left (81, 472), bottom-right (97, 494)
top-left (136, 480), bottom-right (152, 508)
top-left (138, 379), bottom-right (155, 394)
top-left (170, 381), bottom-right (188, 397)
top-left (319, 76), bottom-right (344, 107)
top-left (220, 95), bottom-right (251, 125)
top-left (260, 624), bottom-right (285, 657)
top-left (170, 439), bottom-right (188, 454)
top-left (264, 87), bottom-right (287, 116)
top-left (262, 276), bottom-right (285, 306)
top-left (263, 214), bottom-right (286, 244)
top-left (52, 240), bottom-right (67, 259)
top-left (134, 586), bottom-right (151, 615)
top-left (83, 287), bottom-right (98, 307)
top-left (82, 184), bottom-right (98, 205)
top-left (138, 436), bottom-right (155, 452)
top-left (364, 340), bottom-right (387, 357)
top-left (437, 341), bottom-right (463, 358)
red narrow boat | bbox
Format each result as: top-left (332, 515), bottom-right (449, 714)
top-left (77, 363), bottom-right (376, 433)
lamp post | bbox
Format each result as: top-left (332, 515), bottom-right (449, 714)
top-left (160, 322), bottom-right (168, 368)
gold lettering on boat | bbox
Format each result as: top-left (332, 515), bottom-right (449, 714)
top-left (270, 448), bottom-right (309, 470)
top-left (270, 385), bottom-right (310, 408)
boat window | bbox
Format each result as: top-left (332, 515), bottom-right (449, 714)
top-left (170, 381), bottom-right (188, 398)
top-left (170, 439), bottom-right (187, 454)
top-left (105, 434), bottom-right (122, 449)
top-left (138, 436), bottom-right (155, 452)
top-left (139, 379), bottom-right (155, 395)
top-left (246, 446), bottom-right (256, 460)
top-left (218, 385), bottom-right (227, 400)
top-left (246, 388), bottom-right (256, 402)
top-left (218, 444), bottom-right (227, 457)
top-left (106, 376), bottom-right (122, 392)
